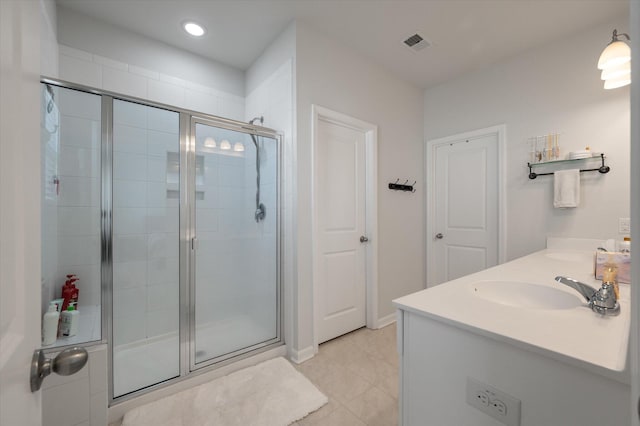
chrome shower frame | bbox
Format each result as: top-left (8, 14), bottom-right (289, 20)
top-left (40, 77), bottom-right (284, 406)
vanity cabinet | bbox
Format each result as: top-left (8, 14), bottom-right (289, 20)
top-left (396, 309), bottom-right (630, 426)
top-left (394, 241), bottom-right (631, 426)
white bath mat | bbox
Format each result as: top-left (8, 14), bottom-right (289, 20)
top-left (121, 357), bottom-right (327, 426)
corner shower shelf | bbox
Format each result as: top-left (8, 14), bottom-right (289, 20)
top-left (527, 153), bottom-right (610, 179)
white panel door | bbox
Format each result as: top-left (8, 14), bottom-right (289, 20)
top-left (433, 134), bottom-right (498, 285)
top-left (316, 118), bottom-right (367, 343)
top-left (0, 0), bottom-right (42, 424)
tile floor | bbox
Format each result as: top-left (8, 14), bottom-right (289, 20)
top-left (292, 323), bottom-right (399, 426)
top-left (109, 323), bottom-right (399, 426)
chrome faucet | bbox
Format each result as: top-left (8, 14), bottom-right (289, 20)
top-left (555, 276), bottom-right (620, 316)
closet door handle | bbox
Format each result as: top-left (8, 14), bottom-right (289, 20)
top-left (435, 233), bottom-right (444, 239)
top-left (360, 236), bottom-right (369, 243)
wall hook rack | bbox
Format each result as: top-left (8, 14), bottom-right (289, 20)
top-left (527, 153), bottom-right (610, 179)
top-left (389, 179), bottom-right (416, 192)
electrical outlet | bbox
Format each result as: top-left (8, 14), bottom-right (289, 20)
top-left (466, 377), bottom-right (521, 426)
top-left (619, 217), bottom-right (631, 234)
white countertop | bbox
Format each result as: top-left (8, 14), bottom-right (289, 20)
top-left (393, 246), bottom-right (631, 374)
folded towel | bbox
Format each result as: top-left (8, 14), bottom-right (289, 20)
top-left (554, 169), bottom-right (580, 208)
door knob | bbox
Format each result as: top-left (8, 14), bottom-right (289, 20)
top-left (435, 233), bottom-right (444, 239)
top-left (360, 236), bottom-right (369, 243)
top-left (30, 347), bottom-right (88, 392)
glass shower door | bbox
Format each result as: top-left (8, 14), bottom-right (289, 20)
top-left (191, 120), bottom-right (279, 368)
top-left (111, 100), bottom-right (181, 397)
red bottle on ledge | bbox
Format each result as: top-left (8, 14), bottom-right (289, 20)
top-left (61, 274), bottom-right (79, 311)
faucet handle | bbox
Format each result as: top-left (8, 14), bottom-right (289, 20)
top-left (590, 282), bottom-right (620, 316)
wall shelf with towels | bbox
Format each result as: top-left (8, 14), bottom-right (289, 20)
top-left (527, 153), bottom-right (610, 179)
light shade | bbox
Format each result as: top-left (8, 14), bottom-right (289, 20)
top-left (233, 142), bottom-right (245, 152)
top-left (597, 41), bottom-right (631, 70)
top-left (220, 140), bottom-right (231, 150)
top-left (598, 30), bottom-right (631, 90)
top-left (203, 137), bottom-right (216, 148)
top-left (600, 62), bottom-right (631, 80)
top-left (183, 21), bottom-right (206, 37)
top-left (604, 75), bottom-right (632, 90)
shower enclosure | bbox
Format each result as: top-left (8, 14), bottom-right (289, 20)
top-left (40, 79), bottom-right (282, 402)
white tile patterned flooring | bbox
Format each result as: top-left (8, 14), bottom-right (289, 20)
top-left (292, 323), bottom-right (399, 426)
top-left (110, 323), bottom-right (399, 426)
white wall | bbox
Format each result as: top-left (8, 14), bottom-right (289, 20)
top-left (424, 16), bottom-right (631, 261)
top-left (56, 6), bottom-right (243, 97)
top-left (295, 23), bottom-right (425, 352)
top-left (40, 0), bottom-right (58, 78)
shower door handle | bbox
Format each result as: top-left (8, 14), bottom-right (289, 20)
top-left (191, 237), bottom-right (199, 251)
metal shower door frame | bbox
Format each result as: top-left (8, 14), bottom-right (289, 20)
top-left (186, 115), bottom-right (283, 373)
top-left (40, 76), bottom-right (284, 405)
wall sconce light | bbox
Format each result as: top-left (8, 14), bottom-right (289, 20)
top-left (598, 29), bottom-right (631, 89)
top-left (203, 137), bottom-right (216, 148)
top-left (220, 140), bottom-right (231, 150)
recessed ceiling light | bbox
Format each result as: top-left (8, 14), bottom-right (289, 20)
top-left (183, 21), bottom-right (205, 37)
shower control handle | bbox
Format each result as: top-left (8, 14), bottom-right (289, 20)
top-left (360, 236), bottom-right (369, 243)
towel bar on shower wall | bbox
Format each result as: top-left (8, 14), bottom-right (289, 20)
top-left (527, 153), bottom-right (610, 179)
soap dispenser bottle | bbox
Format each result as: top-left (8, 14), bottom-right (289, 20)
top-left (59, 304), bottom-right (79, 337)
top-left (42, 302), bottom-right (60, 345)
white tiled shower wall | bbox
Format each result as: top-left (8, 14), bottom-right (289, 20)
top-left (42, 345), bottom-right (108, 426)
top-left (56, 44), bottom-right (295, 347)
top-left (244, 59), bottom-right (293, 317)
top-left (41, 87), bottom-right (102, 321)
top-left (111, 101), bottom-right (181, 348)
top-left (58, 45), bottom-right (245, 121)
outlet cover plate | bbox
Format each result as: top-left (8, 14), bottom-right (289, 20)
top-left (466, 377), bottom-right (521, 426)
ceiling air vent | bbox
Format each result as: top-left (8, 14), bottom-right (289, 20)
top-left (403, 33), bottom-right (431, 52)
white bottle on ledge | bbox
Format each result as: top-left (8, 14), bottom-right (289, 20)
top-left (42, 303), bottom-right (60, 345)
top-left (59, 305), bottom-right (79, 337)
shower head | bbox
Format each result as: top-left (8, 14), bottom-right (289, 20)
top-left (249, 116), bottom-right (264, 125)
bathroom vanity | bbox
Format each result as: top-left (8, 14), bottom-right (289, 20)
top-left (394, 239), bottom-right (631, 426)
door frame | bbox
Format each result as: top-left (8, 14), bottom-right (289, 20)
top-left (425, 124), bottom-right (507, 287)
top-left (311, 105), bottom-right (378, 353)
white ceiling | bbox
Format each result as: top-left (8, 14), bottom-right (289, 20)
top-left (56, 0), bottom-right (628, 89)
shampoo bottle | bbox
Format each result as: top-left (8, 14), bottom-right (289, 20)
top-left (42, 302), bottom-right (60, 345)
top-left (59, 305), bottom-right (79, 337)
top-left (61, 276), bottom-right (78, 311)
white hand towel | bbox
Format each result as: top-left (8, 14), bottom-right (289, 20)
top-left (554, 169), bottom-right (580, 208)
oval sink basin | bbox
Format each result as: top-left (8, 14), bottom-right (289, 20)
top-left (470, 281), bottom-right (584, 310)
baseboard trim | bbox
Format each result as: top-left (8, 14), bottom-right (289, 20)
top-left (289, 345), bottom-right (315, 364)
top-left (375, 313), bottom-right (397, 329)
